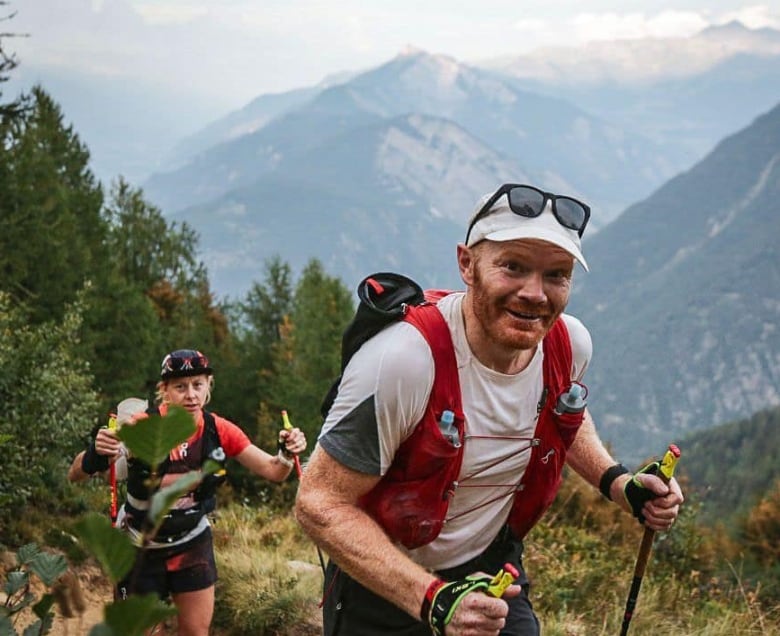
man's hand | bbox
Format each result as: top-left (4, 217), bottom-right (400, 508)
top-left (617, 462), bottom-right (684, 532)
top-left (426, 575), bottom-right (522, 635)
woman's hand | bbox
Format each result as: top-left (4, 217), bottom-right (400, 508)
top-left (94, 427), bottom-right (122, 461)
top-left (279, 427), bottom-right (307, 456)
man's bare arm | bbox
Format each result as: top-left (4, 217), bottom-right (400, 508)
top-left (294, 445), bottom-right (435, 616)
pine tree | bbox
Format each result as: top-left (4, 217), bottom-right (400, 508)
top-left (88, 178), bottom-right (228, 403)
top-left (212, 256), bottom-right (294, 436)
top-left (0, 86), bottom-right (106, 323)
top-left (264, 259), bottom-right (353, 445)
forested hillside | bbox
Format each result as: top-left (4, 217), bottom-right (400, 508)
top-left (679, 405), bottom-right (780, 527)
top-left (0, 83), bottom-right (355, 542)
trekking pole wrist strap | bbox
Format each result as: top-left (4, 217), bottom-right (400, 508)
top-left (276, 449), bottom-right (294, 469)
top-left (599, 463), bottom-right (630, 500)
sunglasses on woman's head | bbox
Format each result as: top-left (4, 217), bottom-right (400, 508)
top-left (162, 351), bottom-right (210, 373)
top-left (465, 184), bottom-right (591, 244)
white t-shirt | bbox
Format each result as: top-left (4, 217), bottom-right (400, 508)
top-left (318, 292), bottom-right (592, 570)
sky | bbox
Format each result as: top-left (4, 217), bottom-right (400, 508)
top-left (7, 0), bottom-right (780, 114)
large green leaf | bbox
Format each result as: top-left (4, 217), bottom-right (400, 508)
top-left (102, 595), bottom-right (177, 636)
top-left (32, 593), bottom-right (55, 619)
top-left (15, 544), bottom-right (40, 566)
top-left (118, 406), bottom-right (195, 468)
top-left (28, 553), bottom-right (67, 587)
top-left (22, 615), bottom-right (52, 636)
top-left (73, 513), bottom-right (136, 583)
top-left (5, 570), bottom-right (28, 596)
top-left (0, 615), bottom-right (14, 634)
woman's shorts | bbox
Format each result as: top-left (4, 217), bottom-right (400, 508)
top-left (117, 527), bottom-right (217, 600)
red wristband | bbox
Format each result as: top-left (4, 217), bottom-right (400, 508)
top-left (420, 578), bottom-right (446, 623)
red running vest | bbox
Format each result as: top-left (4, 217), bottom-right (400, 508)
top-left (359, 293), bottom-right (584, 549)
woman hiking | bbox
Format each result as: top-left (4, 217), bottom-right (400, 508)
top-left (68, 348), bottom-right (307, 635)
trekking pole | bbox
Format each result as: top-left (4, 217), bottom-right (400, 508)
top-left (619, 444), bottom-right (681, 636)
top-left (107, 413), bottom-right (119, 527)
top-left (280, 410), bottom-right (303, 478)
top-left (281, 410), bottom-right (327, 576)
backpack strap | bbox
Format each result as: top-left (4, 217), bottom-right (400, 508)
top-left (194, 410), bottom-right (226, 507)
top-left (359, 298), bottom-right (465, 549)
top-left (404, 301), bottom-right (464, 422)
top-left (542, 318), bottom-right (573, 390)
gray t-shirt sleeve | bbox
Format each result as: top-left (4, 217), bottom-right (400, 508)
top-left (318, 395), bottom-right (381, 474)
top-left (318, 322), bottom-right (435, 476)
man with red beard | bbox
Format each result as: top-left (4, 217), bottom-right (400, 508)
top-left (295, 184), bottom-right (683, 636)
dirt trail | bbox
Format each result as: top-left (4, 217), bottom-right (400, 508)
top-left (5, 558), bottom-right (320, 635)
top-left (49, 565), bottom-right (112, 636)
top-left (47, 565), bottom-right (322, 636)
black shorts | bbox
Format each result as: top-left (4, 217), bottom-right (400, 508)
top-left (322, 526), bottom-right (540, 636)
top-left (117, 528), bottom-right (217, 600)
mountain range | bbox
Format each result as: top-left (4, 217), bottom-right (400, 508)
top-left (567, 101), bottom-right (780, 462)
top-left (143, 47), bottom-right (675, 228)
top-left (12, 21), bottom-right (779, 461)
top-left (150, 98), bottom-right (780, 463)
top-left (488, 22), bottom-right (780, 168)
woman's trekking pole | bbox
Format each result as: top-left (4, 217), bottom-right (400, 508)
top-left (619, 444), bottom-right (681, 636)
top-left (280, 410), bottom-right (303, 478)
top-left (107, 413), bottom-right (119, 526)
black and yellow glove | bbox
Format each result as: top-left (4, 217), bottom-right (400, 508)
top-left (422, 575), bottom-right (493, 635)
top-left (623, 459), bottom-right (661, 524)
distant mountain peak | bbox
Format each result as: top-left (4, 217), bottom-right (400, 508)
top-left (392, 46), bottom-right (461, 71)
top-left (702, 19), bottom-right (751, 34)
top-left (398, 44), bottom-right (427, 57)
top-left (698, 20), bottom-right (780, 46)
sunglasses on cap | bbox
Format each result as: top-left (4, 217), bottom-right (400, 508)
top-left (161, 350), bottom-right (211, 377)
top-left (465, 184), bottom-right (591, 244)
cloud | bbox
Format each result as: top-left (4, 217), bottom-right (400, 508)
top-left (570, 11), bottom-right (709, 42)
top-left (13, 1), bottom-right (780, 111)
top-left (134, 4), bottom-right (208, 25)
top-left (720, 4), bottom-right (780, 29)
top-left (512, 5), bottom-right (780, 48)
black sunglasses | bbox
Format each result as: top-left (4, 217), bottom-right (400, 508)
top-left (162, 350), bottom-right (210, 373)
top-left (465, 184), bottom-right (591, 244)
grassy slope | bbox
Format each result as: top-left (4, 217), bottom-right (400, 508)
top-left (9, 469), bottom-right (780, 635)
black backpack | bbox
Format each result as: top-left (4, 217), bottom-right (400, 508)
top-left (320, 272), bottom-right (426, 418)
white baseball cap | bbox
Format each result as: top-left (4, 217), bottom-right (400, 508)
top-left (465, 189), bottom-right (589, 271)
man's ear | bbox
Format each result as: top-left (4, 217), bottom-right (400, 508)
top-left (457, 244), bottom-right (476, 286)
